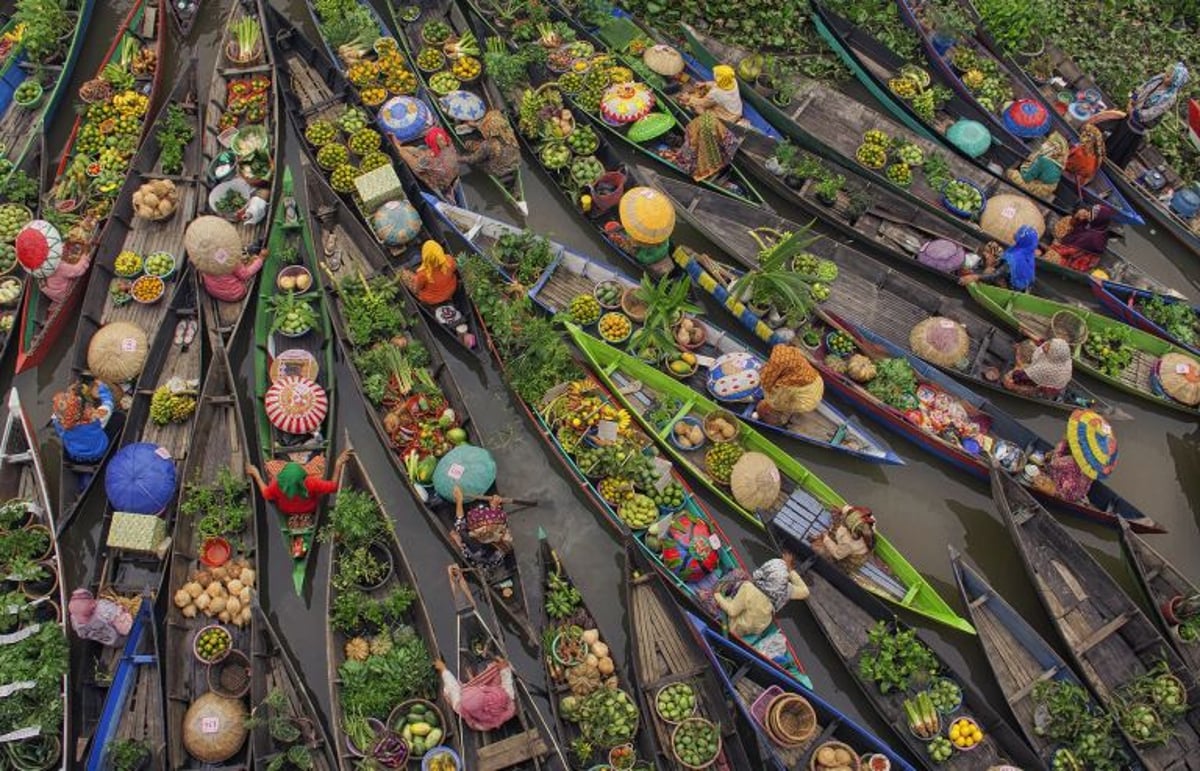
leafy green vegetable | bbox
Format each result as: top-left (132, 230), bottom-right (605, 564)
top-left (338, 274), bottom-right (408, 348)
top-left (181, 467), bottom-right (251, 544)
top-left (338, 629), bottom-right (435, 718)
top-left (157, 103), bottom-right (195, 176)
top-left (1139, 294), bottom-right (1197, 346)
top-left (866, 357), bottom-right (918, 409)
top-left (857, 620), bottom-right (938, 693)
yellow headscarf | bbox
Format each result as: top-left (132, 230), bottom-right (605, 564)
top-left (713, 64), bottom-right (736, 91)
top-left (419, 240), bottom-right (449, 280)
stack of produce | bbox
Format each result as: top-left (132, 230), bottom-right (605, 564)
top-left (520, 85), bottom-right (608, 188)
top-left (305, 107), bottom-right (389, 194)
top-left (173, 557), bottom-right (256, 627)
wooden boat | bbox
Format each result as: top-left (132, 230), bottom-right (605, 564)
top-left (304, 161), bottom-right (534, 642)
top-left (82, 599), bottom-right (166, 770)
top-left (168, 0), bottom-right (199, 37)
top-left (447, 563), bottom-right (567, 770)
top-left (568, 324), bottom-right (981, 629)
top-left (55, 60), bottom-right (201, 536)
top-left (782, 534), bottom-right (1041, 769)
top-left (164, 343), bottom-right (256, 770)
top-left (250, 605), bottom-right (338, 770)
top-left (536, 529), bottom-right (655, 767)
top-left (969, 281), bottom-right (1200, 417)
top-left (1091, 279), bottom-right (1200, 357)
top-left (1119, 519), bottom-right (1200, 676)
top-left (624, 544), bottom-right (756, 771)
top-left (16, 0), bottom-right (166, 374)
top-left (0, 389), bottom-right (69, 769)
top-left (0, 0), bottom-right (94, 179)
top-left (326, 444), bottom-right (450, 771)
top-left (950, 547), bottom-right (1136, 767)
top-left (646, 166), bottom-right (1120, 416)
top-left (304, 0), bottom-right (468, 207)
top-left (993, 465), bottom-right (1200, 766)
top-left (252, 164), bottom-right (336, 596)
top-left (388, 0), bottom-right (528, 216)
top-left (199, 0), bottom-right (281, 348)
top-left (267, 5), bottom-right (485, 359)
top-left (688, 610), bottom-right (916, 771)
top-left (431, 196), bottom-right (900, 463)
top-left (0, 136), bottom-right (42, 370)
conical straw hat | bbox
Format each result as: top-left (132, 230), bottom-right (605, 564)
top-left (87, 321), bottom-right (149, 382)
top-left (185, 216), bottom-right (243, 276)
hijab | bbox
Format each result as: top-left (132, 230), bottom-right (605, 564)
top-left (276, 462), bottom-right (310, 499)
top-left (751, 558), bottom-right (793, 613)
top-left (1133, 62), bottom-right (1190, 124)
top-left (424, 127), bottom-right (451, 157)
top-left (1003, 225), bottom-right (1039, 291)
top-left (1059, 203), bottom-right (1115, 255)
top-left (713, 64), bottom-right (736, 91)
top-left (418, 240), bottom-right (451, 280)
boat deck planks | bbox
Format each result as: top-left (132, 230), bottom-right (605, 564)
top-left (1121, 522), bottom-right (1200, 675)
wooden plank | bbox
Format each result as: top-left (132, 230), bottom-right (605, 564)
top-left (1075, 613), bottom-right (1131, 657)
top-left (474, 728), bottom-right (548, 771)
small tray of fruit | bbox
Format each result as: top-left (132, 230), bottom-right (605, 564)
top-left (193, 624), bottom-right (232, 664)
top-left (598, 311), bottom-right (632, 344)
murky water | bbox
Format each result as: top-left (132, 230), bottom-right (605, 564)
top-left (15, 0), bottom-right (1200, 763)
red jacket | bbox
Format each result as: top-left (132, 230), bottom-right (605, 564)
top-left (262, 476), bottom-right (337, 516)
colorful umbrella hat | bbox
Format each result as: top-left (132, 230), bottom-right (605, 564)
top-left (264, 376), bottom-right (328, 435)
top-left (600, 82), bottom-right (655, 125)
top-left (433, 444), bottom-right (496, 499)
top-left (1002, 98), bottom-right (1052, 139)
top-left (945, 119), bottom-right (992, 158)
top-left (618, 186), bottom-right (674, 245)
top-left (106, 442), bottom-right (178, 513)
top-left (16, 220), bottom-right (62, 278)
top-left (378, 96), bottom-right (433, 143)
top-left (1066, 409), bottom-right (1117, 480)
top-left (439, 90), bottom-right (486, 122)
top-left (184, 215), bottom-right (242, 276)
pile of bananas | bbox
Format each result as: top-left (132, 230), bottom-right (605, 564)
top-left (518, 87), bottom-right (562, 138)
top-left (112, 90), bottom-right (149, 118)
top-left (150, 385), bottom-right (196, 426)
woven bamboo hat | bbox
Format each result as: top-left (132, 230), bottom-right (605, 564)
top-left (185, 216), bottom-right (242, 276)
top-left (87, 321), bottom-right (149, 383)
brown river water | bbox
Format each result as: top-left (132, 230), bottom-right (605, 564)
top-left (16, 0), bottom-right (1200, 764)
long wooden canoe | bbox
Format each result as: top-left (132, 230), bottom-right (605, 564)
top-left (625, 544), bottom-right (755, 771)
top-left (969, 281), bottom-right (1200, 417)
top-left (950, 547), bottom-right (1136, 768)
top-left (993, 465), bottom-right (1200, 767)
top-left (568, 324), bottom-right (979, 631)
top-left (252, 163), bottom-right (336, 596)
top-left (1119, 519), bottom-right (1200, 677)
top-left (55, 60), bottom-right (201, 537)
top-left (689, 611), bottom-right (916, 771)
top-left (1091, 279), bottom-right (1200, 357)
top-left (16, 0), bottom-right (166, 374)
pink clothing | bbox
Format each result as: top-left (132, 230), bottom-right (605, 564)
top-left (201, 257), bottom-right (263, 303)
top-left (1046, 442), bottom-right (1092, 502)
top-left (441, 662), bottom-right (516, 731)
top-left (41, 255), bottom-right (91, 304)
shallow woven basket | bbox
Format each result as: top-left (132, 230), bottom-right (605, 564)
top-left (808, 741), bottom-right (859, 771)
top-left (1050, 310), bottom-right (1088, 346)
top-left (207, 648), bottom-right (251, 698)
top-left (765, 694), bottom-right (816, 748)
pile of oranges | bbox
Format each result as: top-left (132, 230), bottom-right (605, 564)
top-left (949, 717), bottom-right (983, 750)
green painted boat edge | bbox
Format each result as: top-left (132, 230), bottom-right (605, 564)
top-left (567, 322), bottom-right (975, 634)
top-left (254, 166), bottom-right (336, 595)
top-left (967, 282), bottom-right (1199, 417)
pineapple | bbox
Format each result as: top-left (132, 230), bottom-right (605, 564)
top-left (369, 632), bottom-right (393, 656)
top-left (344, 637), bottom-right (370, 662)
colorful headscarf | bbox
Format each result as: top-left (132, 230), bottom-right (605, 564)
top-left (1003, 226), bottom-right (1039, 291)
top-left (683, 112), bottom-right (734, 181)
top-left (713, 64), bottom-right (736, 91)
top-left (419, 240), bottom-right (450, 280)
top-left (751, 558), bottom-right (793, 612)
top-left (478, 110), bottom-right (516, 144)
top-left (840, 504), bottom-right (876, 549)
top-left (276, 462), bottom-right (310, 499)
top-left (1059, 203), bottom-right (1115, 255)
top-left (1132, 62), bottom-right (1190, 125)
top-left (425, 127), bottom-right (452, 157)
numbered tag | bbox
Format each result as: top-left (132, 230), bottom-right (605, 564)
top-left (120, 338), bottom-right (138, 353)
top-left (154, 446), bottom-right (172, 460)
top-left (708, 534), bottom-right (721, 550)
top-left (596, 420), bottom-right (618, 443)
top-left (1002, 205), bottom-right (1017, 218)
top-left (446, 463), bottom-right (465, 481)
top-left (201, 717), bottom-right (220, 734)
top-left (1177, 363), bottom-right (1192, 375)
top-left (652, 457), bottom-right (674, 491)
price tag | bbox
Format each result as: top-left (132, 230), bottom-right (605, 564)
top-left (1177, 363), bottom-right (1192, 375)
top-left (1001, 205), bottom-right (1017, 219)
top-left (154, 446), bottom-right (172, 460)
top-left (446, 463), bottom-right (465, 481)
top-left (596, 420), bottom-right (618, 443)
top-left (708, 534), bottom-right (721, 550)
top-left (652, 457), bottom-right (674, 492)
top-left (201, 717), bottom-right (220, 734)
top-left (938, 318), bottom-right (956, 329)
top-left (213, 248), bottom-right (231, 266)
top-left (121, 338), bottom-right (138, 353)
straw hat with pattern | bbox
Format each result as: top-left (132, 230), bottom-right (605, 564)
top-left (1066, 409), bottom-right (1117, 480)
top-left (619, 186), bottom-right (675, 245)
top-left (87, 321), bottom-right (149, 383)
top-left (184, 215), bottom-right (243, 276)
top-left (980, 193), bottom-right (1045, 244)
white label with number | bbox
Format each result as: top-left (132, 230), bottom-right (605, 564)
top-left (446, 463), bottom-right (464, 481)
top-left (201, 717), bottom-right (220, 734)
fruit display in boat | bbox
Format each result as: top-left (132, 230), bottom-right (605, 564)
top-left (705, 442), bottom-right (743, 484)
top-left (855, 143), bottom-right (886, 169)
top-left (593, 281), bottom-right (621, 308)
top-left (598, 312), bottom-right (632, 342)
top-left (317, 143), bottom-right (349, 170)
top-left (428, 71), bottom-right (460, 94)
top-left (330, 164), bottom-right (359, 193)
top-left (927, 736), bottom-right (952, 763)
top-left (144, 252), bottom-right (174, 277)
top-left (338, 107), bottom-right (369, 135)
top-left (348, 128), bottom-right (382, 155)
top-left (451, 56), bottom-right (482, 81)
top-left (672, 420), bottom-right (704, 449)
top-left (360, 88), bottom-right (386, 107)
top-left (672, 718), bottom-right (720, 768)
top-left (0, 204), bottom-right (30, 243)
top-left (886, 162), bottom-right (912, 187)
top-left (942, 180), bottom-right (983, 214)
top-left (557, 72), bottom-right (583, 95)
top-left (810, 283), bottom-right (831, 302)
top-left (417, 47), bottom-right (445, 72)
top-left (194, 626), bottom-right (232, 662)
top-left (114, 250), bottom-right (143, 277)
top-left (826, 331), bottom-right (856, 357)
top-left (569, 294), bottom-right (602, 325)
top-left (896, 143), bottom-right (924, 166)
top-left (948, 717), bottom-right (983, 750)
top-left (597, 476), bottom-right (634, 502)
top-left (131, 275), bottom-right (164, 303)
top-left (422, 20), bottom-right (452, 44)
top-left (361, 151), bottom-right (390, 171)
top-left (618, 493), bottom-right (657, 528)
top-left (656, 682), bottom-right (697, 722)
top-left (540, 141), bottom-right (571, 170)
top-left (863, 129), bottom-right (889, 147)
top-left (649, 481), bottom-right (686, 511)
top-left (665, 350), bottom-right (697, 377)
top-left (570, 156), bottom-right (604, 186)
top-left (566, 125), bottom-right (599, 155)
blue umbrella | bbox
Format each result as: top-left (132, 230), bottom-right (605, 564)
top-left (438, 91), bottom-right (486, 122)
top-left (378, 96), bottom-right (433, 143)
top-left (433, 444), bottom-right (496, 499)
top-left (105, 442), bottom-right (177, 513)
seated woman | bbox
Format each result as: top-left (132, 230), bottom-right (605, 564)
top-left (1042, 204), bottom-right (1115, 273)
top-left (1006, 133), bottom-right (1068, 199)
top-left (462, 111), bottom-right (521, 181)
top-left (201, 243), bottom-right (265, 303)
top-left (52, 380), bottom-right (114, 463)
top-left (395, 127), bottom-right (461, 202)
top-left (435, 657), bottom-right (517, 732)
top-left (1004, 337), bottom-right (1073, 398)
top-left (678, 64), bottom-right (743, 124)
top-left (1042, 411), bottom-right (1116, 502)
top-left (245, 450), bottom-right (349, 557)
top-left (756, 345), bottom-right (824, 426)
top-left (810, 505), bottom-right (876, 572)
top-left (402, 240), bottom-right (459, 305)
top-left (451, 485), bottom-right (513, 571)
top-left (1065, 124), bottom-right (1107, 187)
top-left (713, 552), bottom-right (808, 638)
top-left (960, 226), bottom-right (1038, 291)
top-left (667, 113), bottom-right (738, 183)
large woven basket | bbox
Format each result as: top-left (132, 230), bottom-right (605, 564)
top-left (1050, 311), bottom-right (1088, 346)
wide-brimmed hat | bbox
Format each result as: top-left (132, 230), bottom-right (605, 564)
top-left (909, 317), bottom-right (970, 368)
top-left (87, 321), bottom-right (149, 382)
top-left (185, 216), bottom-right (242, 276)
top-left (1066, 409), bottom-right (1117, 480)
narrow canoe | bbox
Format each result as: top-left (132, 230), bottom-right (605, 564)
top-left (646, 166), bottom-right (1120, 416)
top-left (1119, 519), bottom-right (1200, 676)
top-left (388, 0), bottom-right (528, 217)
top-left (250, 605), bottom-right (339, 771)
top-left (168, 0), bottom-right (199, 37)
top-left (625, 544), bottom-right (755, 771)
top-left (0, 133), bottom-right (40, 370)
top-left (55, 60), bottom-right (202, 536)
top-left (304, 161), bottom-right (535, 643)
top-left (164, 342), bottom-right (255, 771)
top-left (447, 564), bottom-right (568, 769)
top-left (950, 547), bottom-right (1138, 768)
top-left (428, 198), bottom-right (899, 464)
top-left (1091, 279), bottom-right (1200, 357)
top-left (891, 0), bottom-right (1142, 224)
top-left (266, 5), bottom-right (485, 359)
top-left (689, 611), bottom-right (916, 771)
top-left (252, 163), bottom-right (336, 596)
top-left (993, 465), bottom-right (1200, 766)
top-left (784, 535), bottom-right (1042, 769)
top-left (16, 0), bottom-right (166, 374)
top-left (199, 0), bottom-right (282, 349)
top-left (326, 445), bottom-right (450, 770)
top-left (568, 324), bottom-right (978, 631)
top-left (968, 281), bottom-right (1200, 417)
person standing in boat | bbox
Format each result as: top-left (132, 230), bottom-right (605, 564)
top-left (960, 226), bottom-right (1038, 291)
top-left (1003, 337), bottom-right (1073, 399)
top-left (450, 484), bottom-right (513, 571)
top-left (1041, 409), bottom-right (1116, 502)
top-left (400, 240), bottom-right (459, 306)
top-left (679, 64), bottom-right (744, 124)
top-left (1104, 62), bottom-right (1190, 168)
top-left (1042, 204), bottom-right (1116, 273)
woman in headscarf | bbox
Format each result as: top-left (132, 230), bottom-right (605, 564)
top-left (961, 225), bottom-right (1038, 291)
top-left (1004, 337), bottom-right (1073, 398)
top-left (1106, 62), bottom-right (1190, 168)
top-left (395, 127), bottom-right (461, 201)
top-left (461, 111), bottom-right (521, 180)
top-left (451, 485), bottom-right (512, 570)
top-left (810, 505), bottom-right (876, 572)
top-left (669, 112), bottom-right (738, 182)
top-left (1042, 204), bottom-right (1115, 272)
top-left (1043, 411), bottom-right (1116, 502)
top-left (401, 240), bottom-right (459, 305)
top-left (51, 380), bottom-right (114, 463)
top-left (1065, 123), bottom-right (1107, 187)
top-left (756, 344), bottom-right (823, 426)
top-left (435, 656), bottom-right (517, 732)
top-left (201, 242), bottom-right (265, 303)
top-left (713, 551), bottom-right (808, 638)
top-left (1006, 133), bottom-right (1069, 199)
top-left (245, 451), bottom-right (349, 536)
top-left (679, 63), bottom-right (744, 124)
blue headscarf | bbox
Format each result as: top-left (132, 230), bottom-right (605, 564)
top-left (1003, 226), bottom-right (1038, 291)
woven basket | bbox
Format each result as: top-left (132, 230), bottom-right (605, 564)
top-left (1050, 311), bottom-right (1088, 346)
top-left (765, 694), bottom-right (816, 748)
top-left (808, 741), bottom-right (860, 771)
top-left (207, 648), bottom-right (251, 698)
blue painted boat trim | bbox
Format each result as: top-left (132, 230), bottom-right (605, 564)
top-left (1091, 279), bottom-right (1200, 358)
top-left (85, 601), bottom-right (154, 771)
